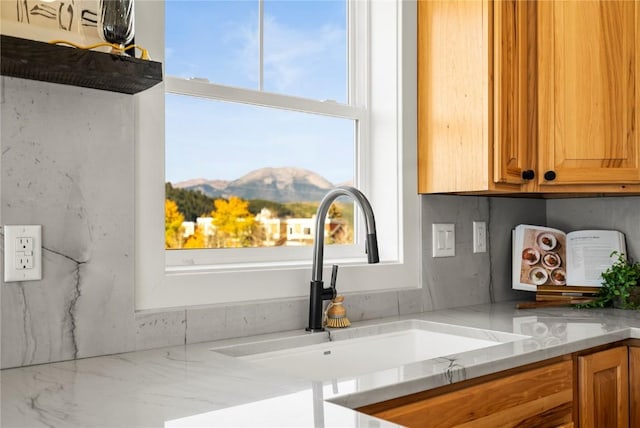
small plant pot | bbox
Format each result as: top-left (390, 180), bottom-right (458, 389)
top-left (612, 287), bottom-right (640, 309)
top-left (629, 287), bottom-right (640, 307)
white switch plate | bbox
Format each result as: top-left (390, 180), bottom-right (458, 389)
top-left (4, 225), bottom-right (42, 282)
top-left (432, 223), bottom-right (455, 257)
top-left (473, 221), bottom-right (487, 253)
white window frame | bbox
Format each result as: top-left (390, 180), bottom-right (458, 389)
top-left (134, 0), bottom-right (420, 311)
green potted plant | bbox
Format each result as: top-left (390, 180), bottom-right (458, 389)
top-left (586, 252), bottom-right (640, 309)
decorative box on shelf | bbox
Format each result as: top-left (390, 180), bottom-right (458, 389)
top-left (0, 35), bottom-right (162, 95)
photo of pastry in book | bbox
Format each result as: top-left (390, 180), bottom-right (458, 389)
top-left (512, 225), bottom-right (626, 292)
top-left (519, 228), bottom-right (566, 288)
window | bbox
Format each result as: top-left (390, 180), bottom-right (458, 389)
top-left (135, 0), bottom-right (420, 310)
top-left (163, 1), bottom-right (359, 252)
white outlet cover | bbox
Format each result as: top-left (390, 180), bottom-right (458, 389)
top-left (473, 221), bottom-right (487, 253)
top-left (4, 225), bottom-right (42, 282)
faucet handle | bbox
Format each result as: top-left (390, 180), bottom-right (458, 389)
top-left (330, 264), bottom-right (339, 292)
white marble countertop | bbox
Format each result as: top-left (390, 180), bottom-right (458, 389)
top-left (3, 302), bottom-right (640, 428)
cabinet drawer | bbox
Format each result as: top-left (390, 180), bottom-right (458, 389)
top-left (360, 360), bottom-right (573, 428)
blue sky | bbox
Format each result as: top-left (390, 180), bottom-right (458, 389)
top-left (164, 0), bottom-right (353, 184)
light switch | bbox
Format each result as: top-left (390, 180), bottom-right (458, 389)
top-left (432, 223), bottom-right (455, 257)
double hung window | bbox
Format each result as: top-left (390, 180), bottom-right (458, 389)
top-left (134, 0), bottom-right (419, 310)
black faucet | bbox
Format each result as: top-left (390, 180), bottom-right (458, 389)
top-left (306, 186), bottom-right (379, 332)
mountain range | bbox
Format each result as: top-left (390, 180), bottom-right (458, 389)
top-left (173, 167), bottom-right (349, 203)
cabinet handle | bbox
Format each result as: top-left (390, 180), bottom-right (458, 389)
top-left (544, 171), bottom-right (557, 181)
top-left (521, 170), bottom-right (535, 180)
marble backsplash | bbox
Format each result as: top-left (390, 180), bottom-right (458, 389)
top-left (2, 77), bottom-right (434, 368)
top-left (6, 76), bottom-right (636, 370)
top-left (547, 198), bottom-right (640, 261)
top-left (1, 77), bottom-right (137, 367)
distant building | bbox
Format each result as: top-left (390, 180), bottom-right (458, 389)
top-left (182, 221), bottom-right (195, 238)
top-left (280, 216), bottom-right (347, 246)
top-left (284, 218), bottom-right (314, 245)
top-left (180, 209), bottom-right (348, 247)
top-left (196, 217), bottom-right (216, 236)
top-left (255, 208), bottom-right (286, 246)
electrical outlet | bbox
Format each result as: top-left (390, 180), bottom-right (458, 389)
top-left (17, 237), bottom-right (34, 252)
top-left (16, 252), bottom-right (34, 270)
top-left (3, 225), bottom-right (42, 282)
top-left (473, 221), bottom-right (487, 253)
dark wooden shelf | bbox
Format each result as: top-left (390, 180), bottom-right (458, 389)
top-left (1, 35), bottom-right (162, 94)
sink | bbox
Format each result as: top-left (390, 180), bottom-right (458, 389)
top-left (212, 320), bottom-right (528, 381)
top-left (241, 329), bottom-right (501, 380)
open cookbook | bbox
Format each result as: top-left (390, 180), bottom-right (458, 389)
top-left (512, 224), bottom-right (626, 292)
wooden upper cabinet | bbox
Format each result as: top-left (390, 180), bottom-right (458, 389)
top-left (493, 0), bottom-right (535, 187)
top-left (417, 0), bottom-right (530, 193)
top-left (578, 346), bottom-right (629, 428)
top-left (418, 0), bottom-right (640, 195)
top-left (537, 0), bottom-right (640, 187)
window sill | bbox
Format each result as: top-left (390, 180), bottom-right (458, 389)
top-left (0, 35), bottom-right (163, 94)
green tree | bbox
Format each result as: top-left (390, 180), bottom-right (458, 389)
top-left (165, 183), bottom-right (215, 222)
top-left (284, 202), bottom-right (319, 218)
top-left (247, 199), bottom-right (293, 217)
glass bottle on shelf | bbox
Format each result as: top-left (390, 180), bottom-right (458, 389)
top-left (98, 0), bottom-right (134, 54)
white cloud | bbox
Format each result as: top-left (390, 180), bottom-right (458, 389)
top-left (229, 11), bottom-right (346, 94)
top-left (264, 15), bottom-right (345, 93)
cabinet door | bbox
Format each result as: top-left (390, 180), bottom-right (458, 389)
top-left (417, 0), bottom-right (525, 193)
top-left (538, 1), bottom-right (640, 186)
top-left (578, 346), bottom-right (629, 428)
top-left (417, 0), bottom-right (491, 193)
top-left (631, 347), bottom-right (640, 427)
top-left (493, 0), bottom-right (535, 186)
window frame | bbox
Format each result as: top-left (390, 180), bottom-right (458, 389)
top-left (134, 0), bottom-right (420, 311)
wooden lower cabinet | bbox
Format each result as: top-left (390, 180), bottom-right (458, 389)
top-left (578, 346), bottom-right (629, 428)
top-left (357, 360), bottom-right (573, 428)
top-left (357, 344), bottom-right (640, 428)
top-left (630, 347), bottom-right (640, 427)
